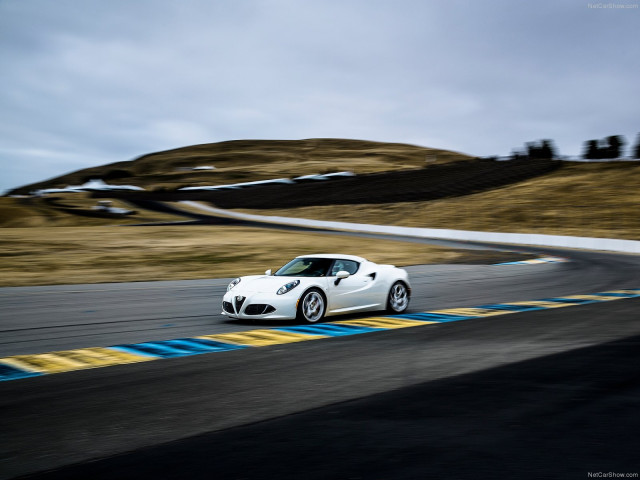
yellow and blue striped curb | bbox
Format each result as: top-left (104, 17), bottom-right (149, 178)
top-left (1, 288), bottom-right (638, 383)
top-left (495, 256), bottom-right (568, 266)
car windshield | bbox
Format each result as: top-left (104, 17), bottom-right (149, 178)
top-left (275, 258), bottom-right (333, 277)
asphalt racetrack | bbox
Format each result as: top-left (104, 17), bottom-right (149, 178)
top-left (1, 241), bottom-right (640, 479)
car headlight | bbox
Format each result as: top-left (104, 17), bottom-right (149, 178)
top-left (227, 278), bottom-right (241, 291)
top-left (277, 280), bottom-right (300, 295)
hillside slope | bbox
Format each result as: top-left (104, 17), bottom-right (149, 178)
top-left (244, 161), bottom-right (640, 240)
top-left (7, 138), bottom-right (471, 195)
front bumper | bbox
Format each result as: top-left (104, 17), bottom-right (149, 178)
top-left (222, 290), bottom-right (298, 320)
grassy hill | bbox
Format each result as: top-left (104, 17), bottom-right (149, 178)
top-left (3, 139), bottom-right (638, 239)
top-left (7, 138), bottom-right (471, 195)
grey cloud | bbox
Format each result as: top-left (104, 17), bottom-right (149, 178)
top-left (1, 0), bottom-right (638, 193)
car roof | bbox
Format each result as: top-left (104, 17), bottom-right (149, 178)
top-left (296, 253), bottom-right (368, 263)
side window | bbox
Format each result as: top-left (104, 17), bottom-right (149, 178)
top-left (330, 260), bottom-right (360, 276)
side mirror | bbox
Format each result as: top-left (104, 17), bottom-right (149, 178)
top-left (265, 269), bottom-right (272, 276)
top-left (334, 270), bottom-right (350, 285)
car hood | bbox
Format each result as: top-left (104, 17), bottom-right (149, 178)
top-left (232, 275), bottom-right (313, 294)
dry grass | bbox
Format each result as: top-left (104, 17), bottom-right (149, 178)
top-left (144, 147), bottom-right (467, 190)
top-left (0, 225), bottom-right (525, 287)
top-left (235, 162), bottom-right (640, 240)
top-left (0, 195), bottom-right (186, 228)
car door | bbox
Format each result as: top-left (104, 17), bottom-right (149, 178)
top-left (327, 260), bottom-right (375, 312)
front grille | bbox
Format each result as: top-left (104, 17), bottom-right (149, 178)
top-left (234, 296), bottom-right (246, 313)
top-left (222, 301), bottom-right (234, 313)
top-left (244, 304), bottom-right (276, 315)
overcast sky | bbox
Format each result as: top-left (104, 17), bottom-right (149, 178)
top-left (1, 0), bottom-right (638, 193)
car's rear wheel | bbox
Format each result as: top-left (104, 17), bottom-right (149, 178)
top-left (297, 288), bottom-right (326, 323)
top-left (387, 281), bottom-right (409, 313)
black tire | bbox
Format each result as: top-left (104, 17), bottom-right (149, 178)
top-left (296, 288), bottom-right (326, 323)
top-left (387, 281), bottom-right (410, 313)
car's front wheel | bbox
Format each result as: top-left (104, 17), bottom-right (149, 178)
top-left (387, 281), bottom-right (410, 313)
top-left (297, 288), bottom-right (326, 323)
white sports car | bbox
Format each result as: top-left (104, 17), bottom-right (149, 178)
top-left (222, 254), bottom-right (411, 323)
